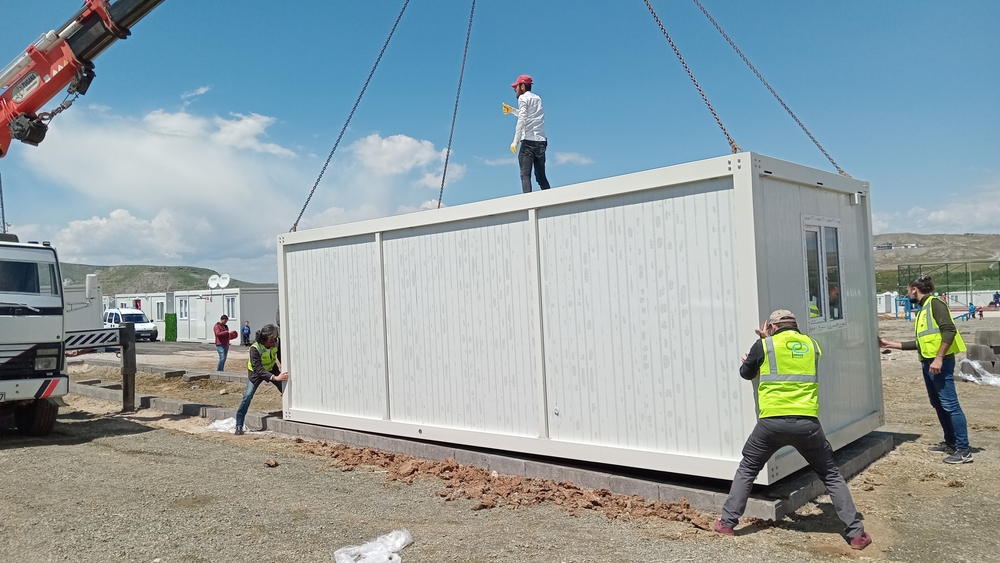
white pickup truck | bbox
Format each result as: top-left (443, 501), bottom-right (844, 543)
top-left (0, 233), bottom-right (87, 435)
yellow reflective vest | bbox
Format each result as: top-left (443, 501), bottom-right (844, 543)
top-left (914, 296), bottom-right (966, 358)
top-left (247, 340), bottom-right (279, 372)
top-left (757, 330), bottom-right (821, 418)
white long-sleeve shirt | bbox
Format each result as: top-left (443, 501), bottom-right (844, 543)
top-left (512, 91), bottom-right (546, 144)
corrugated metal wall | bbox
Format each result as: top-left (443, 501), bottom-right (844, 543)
top-left (537, 180), bottom-right (747, 459)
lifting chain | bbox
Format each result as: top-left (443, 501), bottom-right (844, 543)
top-left (36, 93), bottom-right (81, 123)
top-left (437, 0), bottom-right (476, 209)
top-left (643, 0), bottom-right (741, 154)
top-left (691, 0), bottom-right (850, 177)
top-left (290, 0), bottom-right (412, 233)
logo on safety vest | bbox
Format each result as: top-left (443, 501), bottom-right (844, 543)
top-left (11, 72), bottom-right (41, 103)
top-left (786, 340), bottom-right (810, 358)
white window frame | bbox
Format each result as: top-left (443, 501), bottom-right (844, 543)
top-left (802, 215), bottom-right (846, 331)
top-left (225, 295), bottom-right (237, 320)
top-left (178, 298), bottom-right (188, 320)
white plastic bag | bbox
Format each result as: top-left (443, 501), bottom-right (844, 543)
top-left (334, 529), bottom-right (413, 563)
top-left (957, 359), bottom-right (1000, 388)
top-left (207, 417), bottom-right (237, 433)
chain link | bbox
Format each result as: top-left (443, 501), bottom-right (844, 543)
top-left (437, 0), bottom-right (476, 209)
top-left (691, 0), bottom-right (849, 177)
top-left (36, 93), bottom-right (81, 123)
top-left (643, 0), bottom-right (741, 154)
top-left (290, 0), bottom-right (412, 233)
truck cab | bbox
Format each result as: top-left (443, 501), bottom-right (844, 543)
top-left (0, 233), bottom-right (70, 435)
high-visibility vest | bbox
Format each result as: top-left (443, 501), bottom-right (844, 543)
top-left (757, 330), bottom-right (821, 418)
top-left (247, 340), bottom-right (279, 372)
top-left (810, 302), bottom-right (821, 318)
top-left (914, 296), bottom-right (966, 358)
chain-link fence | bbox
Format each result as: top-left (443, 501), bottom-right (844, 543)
top-left (897, 261), bottom-right (1000, 306)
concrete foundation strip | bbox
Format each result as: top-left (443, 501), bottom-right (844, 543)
top-left (65, 367), bottom-right (894, 522)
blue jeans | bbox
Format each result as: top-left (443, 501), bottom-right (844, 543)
top-left (216, 345), bottom-right (228, 371)
top-left (518, 140), bottom-right (550, 193)
top-left (921, 356), bottom-right (970, 450)
top-left (235, 378), bottom-right (284, 429)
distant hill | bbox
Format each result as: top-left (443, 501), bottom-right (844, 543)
top-left (60, 263), bottom-right (276, 295)
top-left (873, 233), bottom-right (1000, 271)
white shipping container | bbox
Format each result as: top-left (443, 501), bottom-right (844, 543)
top-left (277, 153), bottom-right (885, 485)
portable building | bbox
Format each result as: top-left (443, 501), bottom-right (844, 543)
top-left (173, 287), bottom-right (278, 343)
top-left (113, 292), bottom-right (174, 335)
top-left (276, 153), bottom-right (884, 485)
top-left (64, 283), bottom-right (103, 332)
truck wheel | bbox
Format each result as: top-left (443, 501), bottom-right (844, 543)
top-left (14, 399), bottom-right (59, 436)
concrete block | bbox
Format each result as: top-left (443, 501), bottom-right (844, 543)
top-left (75, 379), bottom-right (101, 386)
top-left (242, 412), bottom-right (270, 432)
top-left (298, 423), bottom-right (334, 441)
top-left (608, 475), bottom-right (660, 501)
top-left (69, 383), bottom-right (122, 403)
top-left (160, 370), bottom-right (185, 379)
top-left (549, 466), bottom-right (612, 491)
top-left (485, 454), bottom-right (527, 477)
top-left (95, 382), bottom-right (122, 390)
top-left (138, 394), bottom-right (155, 409)
top-left (182, 373), bottom-right (211, 382)
top-left (523, 460), bottom-right (558, 482)
top-left (204, 407), bottom-right (237, 422)
top-left (266, 418), bottom-right (298, 436)
top-left (975, 330), bottom-right (1000, 347)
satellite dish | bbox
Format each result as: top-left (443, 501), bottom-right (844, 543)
top-left (208, 274), bottom-right (220, 289)
top-left (219, 274), bottom-right (231, 288)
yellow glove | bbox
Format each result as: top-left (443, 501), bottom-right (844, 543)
top-left (502, 102), bottom-right (517, 115)
top-left (510, 143), bottom-right (517, 154)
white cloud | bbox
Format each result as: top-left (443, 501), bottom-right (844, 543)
top-left (51, 209), bottom-right (204, 264)
top-left (181, 86), bottom-right (211, 99)
top-left (416, 163), bottom-right (466, 189)
top-left (211, 113), bottom-right (295, 156)
top-left (352, 133), bottom-right (440, 175)
top-left (554, 152), bottom-right (593, 165)
top-left (873, 183), bottom-right (1000, 234)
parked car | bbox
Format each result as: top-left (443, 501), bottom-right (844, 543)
top-left (103, 307), bottom-right (158, 341)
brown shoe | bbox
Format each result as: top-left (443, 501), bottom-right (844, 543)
top-left (850, 532), bottom-right (872, 550)
top-left (714, 519), bottom-right (735, 536)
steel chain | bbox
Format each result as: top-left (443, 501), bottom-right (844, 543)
top-left (290, 0), bottom-right (412, 233)
top-left (643, 0), bottom-right (741, 154)
top-left (36, 93), bottom-right (81, 123)
top-left (438, 0), bottom-right (476, 209)
top-left (692, 0), bottom-right (849, 177)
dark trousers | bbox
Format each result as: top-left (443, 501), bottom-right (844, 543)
top-left (518, 140), bottom-right (550, 193)
top-left (721, 416), bottom-right (865, 538)
top-left (921, 356), bottom-right (969, 450)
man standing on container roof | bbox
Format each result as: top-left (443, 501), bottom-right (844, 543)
top-left (510, 74), bottom-right (551, 193)
top-left (714, 309), bottom-right (872, 550)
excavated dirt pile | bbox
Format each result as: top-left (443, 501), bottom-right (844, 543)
top-left (295, 440), bottom-right (713, 530)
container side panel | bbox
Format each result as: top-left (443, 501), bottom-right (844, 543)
top-left (284, 236), bottom-right (386, 418)
top-left (538, 179), bottom-right (746, 460)
top-left (381, 213), bottom-right (541, 436)
top-left (755, 178), bottom-right (881, 435)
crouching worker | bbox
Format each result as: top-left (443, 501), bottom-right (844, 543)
top-left (235, 324), bottom-right (288, 436)
top-left (715, 309), bottom-right (872, 550)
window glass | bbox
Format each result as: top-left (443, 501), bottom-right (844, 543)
top-left (824, 226), bottom-right (842, 320)
top-left (179, 299), bottom-right (188, 320)
top-left (225, 296), bottom-right (237, 319)
top-left (156, 301), bottom-right (165, 321)
top-left (0, 260), bottom-right (59, 295)
top-left (122, 313), bottom-right (149, 323)
top-left (113, 313), bottom-right (121, 324)
top-left (805, 230), bottom-right (822, 319)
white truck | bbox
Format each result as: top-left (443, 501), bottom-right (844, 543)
top-left (0, 233), bottom-right (89, 435)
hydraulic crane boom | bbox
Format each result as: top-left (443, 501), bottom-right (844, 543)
top-left (0, 0), bottom-right (165, 158)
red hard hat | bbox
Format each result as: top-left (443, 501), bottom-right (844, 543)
top-left (511, 74), bottom-right (533, 88)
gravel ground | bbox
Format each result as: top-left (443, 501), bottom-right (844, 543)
top-left (2, 317), bottom-right (999, 562)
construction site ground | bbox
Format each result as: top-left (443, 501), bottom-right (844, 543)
top-left (2, 318), bottom-right (999, 562)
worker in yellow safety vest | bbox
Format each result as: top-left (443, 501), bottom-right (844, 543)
top-left (235, 324), bottom-right (289, 436)
top-left (879, 275), bottom-right (972, 464)
top-left (714, 309), bottom-right (872, 551)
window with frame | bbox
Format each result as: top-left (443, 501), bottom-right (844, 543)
top-left (225, 296), bottom-right (237, 320)
top-left (155, 301), bottom-right (165, 321)
top-left (803, 216), bottom-right (844, 324)
top-left (178, 298), bottom-right (188, 320)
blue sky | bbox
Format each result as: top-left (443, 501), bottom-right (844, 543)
top-left (1, 0), bottom-right (997, 282)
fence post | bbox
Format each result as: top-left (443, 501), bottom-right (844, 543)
top-left (120, 322), bottom-right (136, 411)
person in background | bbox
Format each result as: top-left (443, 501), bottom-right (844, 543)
top-left (241, 320), bottom-right (252, 346)
top-left (992, 291), bottom-right (1000, 307)
top-left (969, 302), bottom-right (976, 320)
top-left (213, 315), bottom-right (237, 371)
top-left (235, 324), bottom-right (288, 436)
top-left (715, 309), bottom-right (871, 550)
top-left (879, 275), bottom-right (973, 464)
top-left (510, 74), bottom-right (551, 193)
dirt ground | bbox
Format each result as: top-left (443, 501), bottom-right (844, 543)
top-left (45, 318), bottom-right (1000, 561)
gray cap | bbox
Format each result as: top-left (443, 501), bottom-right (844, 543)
top-left (767, 309), bottom-right (797, 324)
